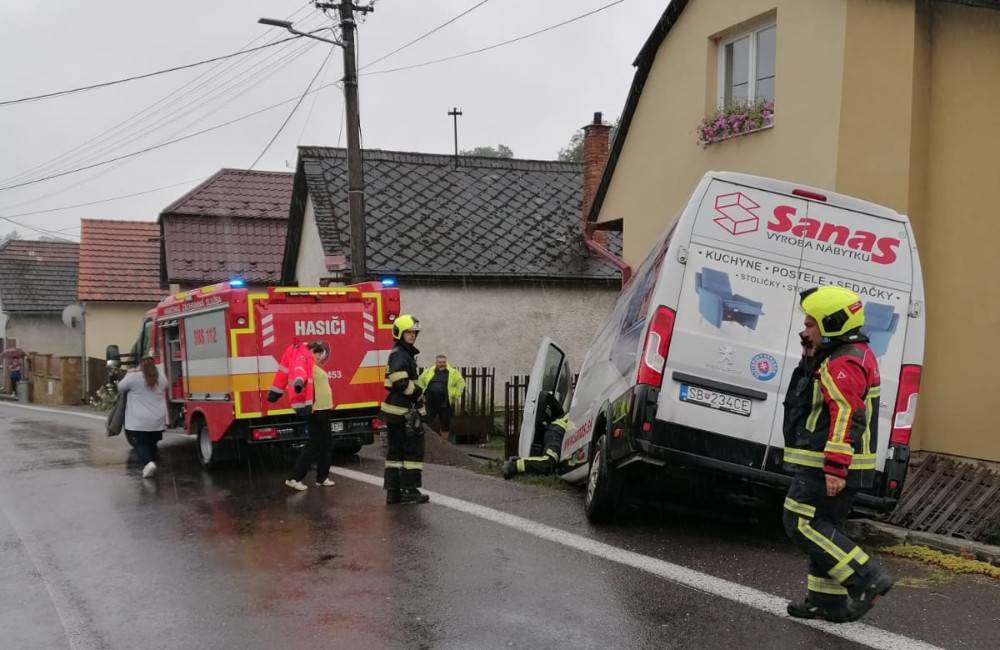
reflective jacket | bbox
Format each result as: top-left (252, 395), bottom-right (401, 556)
top-left (416, 365), bottom-right (466, 405)
top-left (381, 341), bottom-right (423, 421)
top-left (782, 333), bottom-right (881, 488)
top-left (268, 342), bottom-right (315, 413)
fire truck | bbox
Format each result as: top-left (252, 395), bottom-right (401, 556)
top-left (109, 280), bottom-right (399, 467)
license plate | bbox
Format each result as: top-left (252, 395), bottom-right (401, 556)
top-left (680, 384), bottom-right (752, 417)
top-left (331, 421), bottom-right (344, 433)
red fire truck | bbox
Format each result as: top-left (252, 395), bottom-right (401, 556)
top-left (110, 280), bottom-right (398, 467)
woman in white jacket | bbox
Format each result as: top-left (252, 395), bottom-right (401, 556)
top-left (117, 357), bottom-right (167, 478)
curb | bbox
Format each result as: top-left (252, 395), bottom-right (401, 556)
top-left (847, 519), bottom-right (1000, 567)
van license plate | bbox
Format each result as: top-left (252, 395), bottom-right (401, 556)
top-left (680, 384), bottom-right (751, 417)
top-left (331, 422), bottom-right (344, 433)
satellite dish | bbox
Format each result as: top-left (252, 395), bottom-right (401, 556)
top-left (62, 304), bottom-right (84, 329)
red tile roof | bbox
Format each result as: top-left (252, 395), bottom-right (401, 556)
top-left (78, 219), bottom-right (162, 302)
top-left (162, 216), bottom-right (287, 284)
top-left (161, 169), bottom-right (293, 219)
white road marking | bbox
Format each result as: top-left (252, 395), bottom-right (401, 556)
top-left (0, 498), bottom-right (101, 650)
top-left (330, 466), bottom-right (942, 650)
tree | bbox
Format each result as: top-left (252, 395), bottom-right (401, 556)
top-left (0, 230), bottom-right (22, 245)
top-left (460, 144), bottom-right (514, 158)
top-left (557, 117), bottom-right (621, 162)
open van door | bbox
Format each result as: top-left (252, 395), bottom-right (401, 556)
top-left (518, 337), bottom-right (572, 458)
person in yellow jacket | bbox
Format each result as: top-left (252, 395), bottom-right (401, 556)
top-left (416, 355), bottom-right (465, 439)
top-left (285, 342), bottom-right (336, 491)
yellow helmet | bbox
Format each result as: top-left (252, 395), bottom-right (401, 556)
top-left (800, 286), bottom-right (865, 337)
top-left (392, 314), bottom-right (421, 340)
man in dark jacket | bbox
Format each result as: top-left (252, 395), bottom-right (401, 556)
top-left (782, 286), bottom-right (894, 623)
top-left (381, 314), bottom-right (429, 505)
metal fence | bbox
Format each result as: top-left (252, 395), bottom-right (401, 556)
top-left (503, 374), bottom-right (530, 458)
top-left (451, 366), bottom-right (495, 444)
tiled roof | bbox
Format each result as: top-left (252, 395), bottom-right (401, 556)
top-left (162, 216), bottom-right (287, 284)
top-left (161, 168), bottom-right (294, 219)
top-left (78, 219), bottom-right (161, 302)
top-left (287, 147), bottom-right (622, 281)
top-left (0, 240), bottom-right (79, 312)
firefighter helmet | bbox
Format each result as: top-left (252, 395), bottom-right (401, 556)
top-left (392, 314), bottom-right (421, 340)
top-left (800, 286), bottom-right (865, 337)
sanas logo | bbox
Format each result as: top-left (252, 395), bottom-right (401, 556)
top-left (294, 318), bottom-right (346, 336)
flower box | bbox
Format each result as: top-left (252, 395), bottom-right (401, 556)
top-left (698, 99), bottom-right (774, 147)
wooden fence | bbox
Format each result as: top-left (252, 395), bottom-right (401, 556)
top-left (504, 374), bottom-right (530, 458)
top-left (450, 366), bottom-right (495, 444)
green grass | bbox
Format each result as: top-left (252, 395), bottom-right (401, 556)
top-left (880, 544), bottom-right (1000, 580)
top-left (473, 459), bottom-right (577, 492)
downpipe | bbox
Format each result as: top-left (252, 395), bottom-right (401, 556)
top-left (584, 223), bottom-right (632, 284)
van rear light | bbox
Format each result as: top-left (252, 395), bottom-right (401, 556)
top-left (636, 306), bottom-right (676, 388)
top-left (890, 365), bottom-right (921, 445)
top-left (792, 188), bottom-right (827, 202)
top-left (253, 427), bottom-right (277, 441)
top-left (371, 418), bottom-right (386, 431)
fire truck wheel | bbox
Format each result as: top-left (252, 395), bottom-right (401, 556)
top-left (195, 418), bottom-right (223, 468)
top-left (584, 433), bottom-right (623, 524)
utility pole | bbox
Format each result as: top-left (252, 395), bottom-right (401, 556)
top-left (448, 107), bottom-right (463, 169)
top-left (316, 1), bottom-right (374, 282)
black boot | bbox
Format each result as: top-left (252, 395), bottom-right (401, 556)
top-left (787, 599), bottom-right (850, 623)
top-left (502, 457), bottom-right (518, 480)
top-left (847, 571), bottom-right (894, 621)
top-left (400, 488), bottom-right (430, 504)
top-left (386, 489), bottom-right (401, 505)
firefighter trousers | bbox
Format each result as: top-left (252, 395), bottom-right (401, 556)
top-left (513, 424), bottom-right (563, 476)
top-left (384, 418), bottom-right (424, 491)
top-left (782, 473), bottom-right (879, 607)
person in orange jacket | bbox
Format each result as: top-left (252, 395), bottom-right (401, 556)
top-left (267, 341), bottom-right (314, 412)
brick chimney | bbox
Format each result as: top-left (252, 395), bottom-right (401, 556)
top-left (582, 111), bottom-right (611, 244)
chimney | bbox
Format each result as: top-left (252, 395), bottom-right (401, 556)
top-left (582, 111), bottom-right (611, 244)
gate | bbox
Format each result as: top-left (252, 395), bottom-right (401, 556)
top-left (451, 366), bottom-right (495, 444)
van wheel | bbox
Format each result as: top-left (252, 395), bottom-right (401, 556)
top-left (585, 434), bottom-right (623, 524)
top-left (196, 419), bottom-right (223, 469)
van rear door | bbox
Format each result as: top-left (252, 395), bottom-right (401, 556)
top-left (657, 180), bottom-right (810, 468)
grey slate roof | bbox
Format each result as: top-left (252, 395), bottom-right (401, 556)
top-left (285, 147), bottom-right (622, 282)
top-left (0, 240), bottom-right (79, 313)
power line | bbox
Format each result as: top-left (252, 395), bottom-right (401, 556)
top-left (248, 46), bottom-right (336, 170)
top-left (0, 35), bottom-right (306, 107)
top-left (0, 79), bottom-right (345, 193)
top-left (0, 178), bottom-right (204, 220)
top-left (359, 0), bottom-right (491, 71)
top-left (362, 0), bottom-right (625, 77)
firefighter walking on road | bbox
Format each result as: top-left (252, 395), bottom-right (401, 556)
top-left (381, 315), bottom-right (430, 505)
top-left (782, 286), bottom-right (894, 623)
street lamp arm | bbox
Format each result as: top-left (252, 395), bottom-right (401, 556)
top-left (257, 18), bottom-right (344, 47)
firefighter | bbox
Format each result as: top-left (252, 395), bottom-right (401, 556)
top-left (381, 314), bottom-right (429, 505)
top-left (502, 391), bottom-right (566, 479)
top-left (782, 286), bottom-right (894, 623)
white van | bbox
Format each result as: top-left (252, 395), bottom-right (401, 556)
top-left (521, 171), bottom-right (924, 523)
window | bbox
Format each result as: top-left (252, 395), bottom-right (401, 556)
top-left (719, 23), bottom-right (775, 107)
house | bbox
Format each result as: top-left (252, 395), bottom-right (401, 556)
top-left (159, 168), bottom-right (294, 291)
top-left (281, 143), bottom-right (624, 381)
top-left (0, 239), bottom-right (80, 389)
top-left (78, 219), bottom-right (161, 389)
top-left (587, 0), bottom-right (1000, 462)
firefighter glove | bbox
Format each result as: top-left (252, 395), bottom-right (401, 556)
top-left (266, 389), bottom-right (282, 403)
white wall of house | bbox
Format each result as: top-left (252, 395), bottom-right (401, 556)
top-left (6, 314), bottom-right (81, 357)
top-left (295, 197), bottom-right (327, 287)
top-left (84, 302), bottom-right (157, 360)
top-left (399, 282), bottom-right (619, 384)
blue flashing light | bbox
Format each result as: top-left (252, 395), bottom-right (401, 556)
top-left (229, 278), bottom-right (245, 288)
top-left (380, 277), bottom-right (397, 287)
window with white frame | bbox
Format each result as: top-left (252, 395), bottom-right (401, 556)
top-left (718, 23), bottom-right (775, 106)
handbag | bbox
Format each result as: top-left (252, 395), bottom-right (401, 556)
top-left (106, 390), bottom-right (126, 437)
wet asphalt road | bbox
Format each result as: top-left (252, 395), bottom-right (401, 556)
top-left (1, 403), bottom-right (998, 650)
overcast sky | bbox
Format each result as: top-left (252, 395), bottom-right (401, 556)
top-left (0, 0), bottom-right (667, 240)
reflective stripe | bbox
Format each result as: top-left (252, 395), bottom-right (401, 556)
top-left (784, 448), bottom-right (876, 470)
top-left (402, 461), bottom-right (423, 470)
top-left (383, 379), bottom-right (393, 389)
top-left (783, 497), bottom-right (816, 518)
top-left (867, 385), bottom-right (881, 398)
top-left (516, 458), bottom-right (526, 473)
top-left (829, 546), bottom-right (870, 583)
top-left (797, 517), bottom-right (851, 570)
top-left (851, 454), bottom-right (877, 470)
top-left (384, 460), bottom-right (403, 468)
top-left (808, 575), bottom-right (849, 595)
top-left (825, 441), bottom-right (854, 455)
top-left (380, 402), bottom-right (409, 415)
top-left (805, 382), bottom-right (824, 432)
top-left (417, 405), bottom-right (427, 417)
top-left (552, 416), bottom-right (569, 429)
top-left (403, 380), bottom-right (417, 396)
top-left (819, 362), bottom-right (852, 444)
top-left (387, 370), bottom-right (409, 382)
top-left (545, 448), bottom-right (559, 460)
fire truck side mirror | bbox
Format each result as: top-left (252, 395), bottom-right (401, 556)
top-left (106, 345), bottom-right (121, 369)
